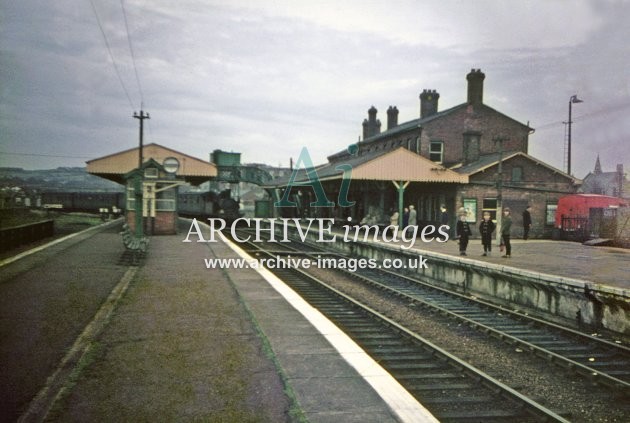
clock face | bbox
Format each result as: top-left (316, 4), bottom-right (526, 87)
top-left (163, 157), bottom-right (180, 173)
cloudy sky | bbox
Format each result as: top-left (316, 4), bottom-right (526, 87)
top-left (1, 0), bottom-right (629, 178)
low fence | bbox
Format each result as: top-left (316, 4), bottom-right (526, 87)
top-left (0, 220), bottom-right (54, 252)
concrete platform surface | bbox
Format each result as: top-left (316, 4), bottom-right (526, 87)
top-left (1, 221), bottom-right (440, 422)
top-left (407, 237), bottom-right (630, 289)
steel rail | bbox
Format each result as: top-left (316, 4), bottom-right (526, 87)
top-left (347, 266), bottom-right (630, 391)
top-left (233, 234), bottom-right (570, 422)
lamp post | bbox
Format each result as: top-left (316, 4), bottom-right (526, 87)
top-left (567, 95), bottom-right (583, 175)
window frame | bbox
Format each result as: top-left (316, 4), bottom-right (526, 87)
top-left (511, 166), bottom-right (523, 182)
top-left (429, 140), bottom-right (444, 163)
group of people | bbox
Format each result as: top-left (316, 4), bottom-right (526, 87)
top-left (385, 203), bottom-right (533, 259)
top-left (389, 205), bottom-right (417, 228)
top-left (454, 205), bottom-right (532, 259)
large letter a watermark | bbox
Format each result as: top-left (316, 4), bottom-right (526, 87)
top-left (275, 147), bottom-right (335, 207)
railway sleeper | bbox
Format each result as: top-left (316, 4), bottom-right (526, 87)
top-left (418, 394), bottom-right (495, 404)
top-left (434, 409), bottom-right (539, 423)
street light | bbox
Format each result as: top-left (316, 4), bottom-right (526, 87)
top-left (567, 94), bottom-right (583, 175)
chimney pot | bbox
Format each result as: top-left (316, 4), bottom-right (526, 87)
top-left (387, 105), bottom-right (399, 129)
top-left (420, 89), bottom-right (440, 118)
top-left (466, 68), bottom-right (485, 105)
top-left (364, 106), bottom-right (381, 138)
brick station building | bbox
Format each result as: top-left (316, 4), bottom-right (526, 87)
top-left (271, 69), bottom-right (579, 238)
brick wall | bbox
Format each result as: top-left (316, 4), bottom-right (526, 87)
top-left (126, 210), bottom-right (177, 235)
top-left (419, 104), bottom-right (529, 166)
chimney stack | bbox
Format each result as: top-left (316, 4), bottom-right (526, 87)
top-left (386, 106), bottom-right (399, 129)
top-left (466, 68), bottom-right (485, 105)
top-left (363, 106), bottom-right (381, 138)
top-left (420, 89), bottom-right (440, 118)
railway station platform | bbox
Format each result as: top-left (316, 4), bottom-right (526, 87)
top-left (407, 237), bottom-right (630, 290)
top-left (0, 220), bottom-right (435, 422)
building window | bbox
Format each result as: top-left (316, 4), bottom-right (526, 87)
top-left (144, 167), bottom-right (159, 178)
top-left (126, 186), bottom-right (135, 210)
top-left (511, 167), bottom-right (523, 182)
top-left (482, 198), bottom-right (498, 221)
top-left (462, 198), bottom-right (477, 223)
top-left (546, 203), bottom-right (557, 226)
top-left (430, 141), bottom-right (444, 163)
top-left (463, 132), bottom-right (480, 163)
top-left (407, 138), bottom-right (419, 153)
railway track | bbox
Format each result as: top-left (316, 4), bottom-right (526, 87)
top-left (233, 233), bottom-right (569, 422)
top-left (345, 266), bottom-right (630, 392)
top-left (237, 228), bottom-right (630, 392)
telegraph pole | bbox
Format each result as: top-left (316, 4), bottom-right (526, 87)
top-left (494, 136), bottom-right (507, 243)
top-left (133, 109), bottom-right (149, 238)
top-left (133, 109), bottom-right (150, 168)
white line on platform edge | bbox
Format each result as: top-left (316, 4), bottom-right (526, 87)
top-left (219, 233), bottom-right (439, 423)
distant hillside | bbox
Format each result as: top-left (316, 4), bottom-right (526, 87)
top-left (0, 167), bottom-right (124, 192)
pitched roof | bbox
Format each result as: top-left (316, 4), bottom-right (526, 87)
top-left (327, 102), bottom-right (532, 162)
top-left (266, 147), bottom-right (468, 187)
top-left (454, 151), bottom-right (580, 183)
top-left (86, 143), bottom-right (217, 185)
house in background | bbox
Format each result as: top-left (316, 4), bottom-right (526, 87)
top-left (580, 155), bottom-right (628, 199)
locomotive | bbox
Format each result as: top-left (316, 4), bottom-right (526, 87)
top-left (177, 189), bottom-right (241, 221)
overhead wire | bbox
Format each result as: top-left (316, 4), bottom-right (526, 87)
top-left (88, 0), bottom-right (136, 110)
top-left (120, 0), bottom-right (144, 106)
top-left (535, 101), bottom-right (630, 132)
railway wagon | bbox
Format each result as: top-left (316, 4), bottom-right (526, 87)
top-left (555, 193), bottom-right (628, 240)
top-left (41, 191), bottom-right (125, 213)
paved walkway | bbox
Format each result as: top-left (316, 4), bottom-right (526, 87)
top-left (2, 221), bottom-right (420, 422)
top-left (406, 237), bottom-right (630, 290)
top-left (0, 222), bottom-right (128, 421)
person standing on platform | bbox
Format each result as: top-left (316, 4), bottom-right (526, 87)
top-left (403, 207), bottom-right (409, 228)
top-left (390, 209), bottom-right (399, 229)
top-left (522, 205), bottom-right (532, 240)
top-left (456, 209), bottom-right (472, 256)
top-left (501, 207), bottom-right (512, 258)
top-left (440, 205), bottom-right (448, 226)
top-left (408, 205), bottom-right (417, 228)
top-left (439, 204), bottom-right (449, 238)
top-left (479, 211), bottom-right (496, 256)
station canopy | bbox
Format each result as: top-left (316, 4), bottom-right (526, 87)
top-left (268, 147), bottom-right (468, 187)
top-left (86, 143), bottom-right (217, 185)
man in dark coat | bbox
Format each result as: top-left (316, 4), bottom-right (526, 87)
top-left (439, 204), bottom-right (449, 238)
top-left (501, 207), bottom-right (513, 258)
top-left (522, 205), bottom-right (532, 240)
top-left (456, 209), bottom-right (472, 256)
top-left (479, 211), bottom-right (496, 256)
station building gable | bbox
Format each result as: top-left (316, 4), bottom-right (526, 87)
top-left (454, 152), bottom-right (579, 237)
top-left (86, 143), bottom-right (217, 185)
